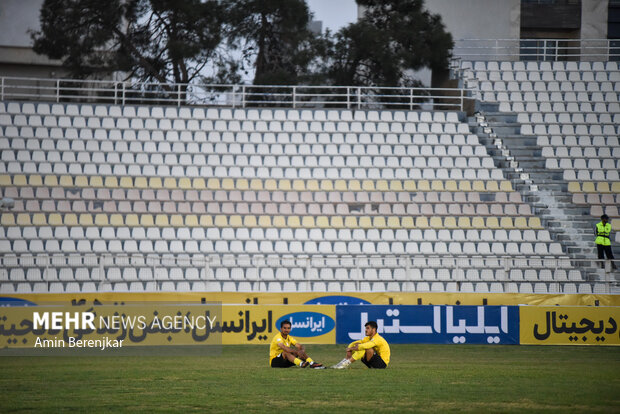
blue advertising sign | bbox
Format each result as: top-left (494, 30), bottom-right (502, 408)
top-left (275, 312), bottom-right (336, 337)
top-left (336, 305), bottom-right (519, 345)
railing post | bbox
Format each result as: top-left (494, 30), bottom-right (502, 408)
top-left (177, 84), bottom-right (182, 107)
top-left (114, 82), bottom-right (118, 105)
top-left (357, 87), bottom-right (361, 110)
top-left (410, 88), bottom-right (413, 111)
top-left (347, 87), bottom-right (350, 109)
top-left (242, 85), bottom-right (246, 108)
top-left (292, 86), bottom-right (296, 109)
top-left (56, 79), bottom-right (60, 103)
top-left (1, 77), bottom-right (4, 101)
top-left (460, 89), bottom-right (464, 112)
top-left (122, 82), bottom-right (126, 106)
top-left (231, 85), bottom-right (236, 108)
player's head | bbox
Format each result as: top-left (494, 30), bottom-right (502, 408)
top-left (280, 320), bottom-right (292, 336)
top-left (365, 321), bottom-right (378, 336)
top-left (601, 214), bottom-right (609, 223)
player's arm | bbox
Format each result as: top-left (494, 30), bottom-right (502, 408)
top-left (346, 340), bottom-right (363, 352)
top-left (277, 342), bottom-right (296, 354)
top-left (354, 339), bottom-right (376, 351)
top-left (294, 342), bottom-right (306, 352)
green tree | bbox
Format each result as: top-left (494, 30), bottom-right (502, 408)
top-left (31, 0), bottom-right (223, 84)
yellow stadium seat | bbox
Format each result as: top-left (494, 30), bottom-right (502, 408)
top-left (139, 214), bottom-right (153, 227)
top-left (233, 178), bottom-right (246, 190)
top-left (108, 213), bottom-right (125, 226)
top-left (528, 217), bottom-right (543, 229)
top-left (611, 182), bottom-right (620, 193)
top-left (431, 180), bottom-right (444, 191)
top-left (13, 175), bottom-right (27, 186)
top-left (185, 215), bottom-right (199, 227)
top-left (163, 177), bottom-right (176, 189)
top-left (373, 216), bottom-right (387, 228)
top-left (472, 181), bottom-right (486, 192)
top-left (401, 217), bottom-right (415, 228)
top-left (486, 181), bottom-right (499, 192)
top-left (29, 175), bottom-right (43, 186)
top-left (403, 180), bottom-right (416, 191)
top-left (375, 180), bottom-right (389, 191)
top-left (243, 215), bottom-right (257, 227)
top-left (125, 214), bottom-right (140, 227)
top-left (287, 216), bottom-right (300, 228)
top-left (330, 216), bottom-right (344, 229)
top-left (1, 213), bottom-right (15, 226)
top-left (0, 175), bottom-right (11, 186)
top-left (16, 214), bottom-right (30, 226)
top-left (44, 175), bottom-right (59, 187)
top-left (362, 180), bottom-right (375, 191)
top-left (272, 216), bottom-right (286, 228)
top-left (120, 177), bottom-right (133, 188)
top-left (32, 213), bottom-right (47, 226)
top-left (445, 180), bottom-right (458, 192)
top-left (199, 215), bottom-right (213, 227)
top-left (155, 215), bottom-right (169, 227)
top-left (359, 216), bottom-right (373, 229)
top-left (612, 219), bottom-right (620, 230)
top-left (264, 179), bottom-right (278, 191)
top-left (64, 213), bottom-right (78, 226)
top-left (582, 182), bottom-right (596, 193)
top-left (389, 180), bottom-right (402, 191)
top-left (500, 181), bottom-right (513, 192)
top-left (292, 180), bottom-right (305, 191)
top-left (170, 215), bottom-right (184, 227)
top-left (301, 216), bottom-right (315, 228)
top-left (95, 214), bottom-right (109, 226)
top-left (279, 179), bottom-right (291, 191)
top-left (387, 216), bottom-right (401, 228)
top-left (207, 178), bottom-right (220, 190)
top-left (250, 179), bottom-right (262, 190)
top-left (192, 178), bottom-right (206, 190)
top-left (429, 216), bottom-right (443, 228)
top-left (306, 180), bottom-right (320, 191)
top-left (221, 178), bottom-right (235, 190)
top-left (458, 180), bottom-right (472, 191)
top-left (417, 180), bottom-right (430, 191)
top-left (258, 215), bottom-right (271, 227)
top-left (348, 180), bottom-right (361, 191)
top-left (334, 180), bottom-right (347, 191)
top-left (471, 217), bottom-right (485, 228)
top-left (73, 176), bottom-right (87, 187)
top-left (514, 217), bottom-right (528, 229)
top-left (596, 182), bottom-right (611, 194)
top-left (416, 217), bottom-right (429, 229)
top-left (134, 177), bottom-right (148, 189)
top-left (344, 216), bottom-right (358, 228)
top-left (214, 215), bottom-right (228, 227)
top-left (48, 214), bottom-right (62, 226)
top-left (486, 217), bottom-right (500, 229)
top-left (79, 214), bottom-right (93, 226)
top-left (87, 176), bottom-right (101, 188)
top-left (316, 216), bottom-right (330, 228)
top-left (178, 178), bottom-right (192, 190)
top-left (149, 177), bottom-right (162, 189)
top-left (104, 176), bottom-right (118, 188)
top-left (457, 217), bottom-right (471, 229)
top-left (444, 216), bottom-right (457, 229)
top-left (229, 215), bottom-right (243, 227)
top-left (320, 179), bottom-right (333, 191)
top-left (567, 182), bottom-right (580, 193)
top-left (500, 217), bottom-right (514, 229)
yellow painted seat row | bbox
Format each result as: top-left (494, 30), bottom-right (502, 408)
top-left (0, 174), bottom-right (515, 193)
top-left (567, 181), bottom-right (620, 194)
top-left (1, 213), bottom-right (542, 230)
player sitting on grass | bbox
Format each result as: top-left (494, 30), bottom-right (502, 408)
top-left (332, 321), bottom-right (390, 369)
top-left (269, 320), bottom-right (324, 368)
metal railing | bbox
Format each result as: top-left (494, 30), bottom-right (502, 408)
top-left (452, 38), bottom-right (620, 62)
top-left (0, 253), bottom-right (616, 294)
top-left (0, 76), bottom-right (473, 112)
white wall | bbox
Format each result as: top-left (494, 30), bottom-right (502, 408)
top-left (0, 0), bottom-right (44, 47)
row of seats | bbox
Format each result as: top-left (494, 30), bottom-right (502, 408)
top-left (500, 101), bottom-right (618, 114)
top-left (521, 123), bottom-right (618, 137)
top-left (479, 80), bottom-right (618, 93)
top-left (463, 60), bottom-right (618, 72)
top-left (518, 112), bottom-right (619, 124)
top-left (0, 280), bottom-right (602, 294)
top-left (0, 174), bottom-right (515, 192)
top-left (471, 70), bottom-right (618, 82)
top-left (540, 145), bottom-right (619, 158)
top-left (1, 102), bottom-right (461, 123)
top-left (480, 90), bottom-right (619, 105)
top-left (0, 212), bottom-right (545, 229)
top-left (544, 158), bottom-right (619, 170)
top-left (567, 181), bottom-right (620, 194)
top-left (562, 170), bottom-right (618, 182)
top-left (0, 227), bottom-right (553, 242)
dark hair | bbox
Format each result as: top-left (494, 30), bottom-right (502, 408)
top-left (280, 320), bottom-right (292, 328)
top-left (365, 321), bottom-right (378, 330)
top-left (602, 214), bottom-right (609, 220)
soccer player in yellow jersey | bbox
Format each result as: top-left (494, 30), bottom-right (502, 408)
top-left (269, 320), bottom-right (324, 368)
top-left (332, 321), bottom-right (390, 369)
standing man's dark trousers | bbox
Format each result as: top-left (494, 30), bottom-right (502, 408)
top-left (597, 244), bottom-right (617, 269)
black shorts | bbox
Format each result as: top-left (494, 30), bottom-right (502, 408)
top-left (271, 355), bottom-right (295, 368)
top-left (361, 352), bottom-right (387, 369)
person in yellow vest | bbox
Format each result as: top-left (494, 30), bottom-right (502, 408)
top-left (595, 214), bottom-right (617, 270)
top-left (332, 321), bottom-right (390, 369)
top-left (269, 320), bottom-right (324, 368)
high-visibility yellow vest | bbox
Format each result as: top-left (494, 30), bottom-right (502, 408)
top-left (595, 222), bottom-right (611, 246)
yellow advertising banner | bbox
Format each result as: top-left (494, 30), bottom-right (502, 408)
top-left (4, 291), bottom-right (619, 307)
top-left (520, 306), bottom-right (620, 346)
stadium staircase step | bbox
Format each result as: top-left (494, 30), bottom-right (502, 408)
top-left (469, 109), bottom-right (618, 287)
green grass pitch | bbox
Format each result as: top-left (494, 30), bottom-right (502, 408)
top-left (2, 345), bottom-right (619, 413)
